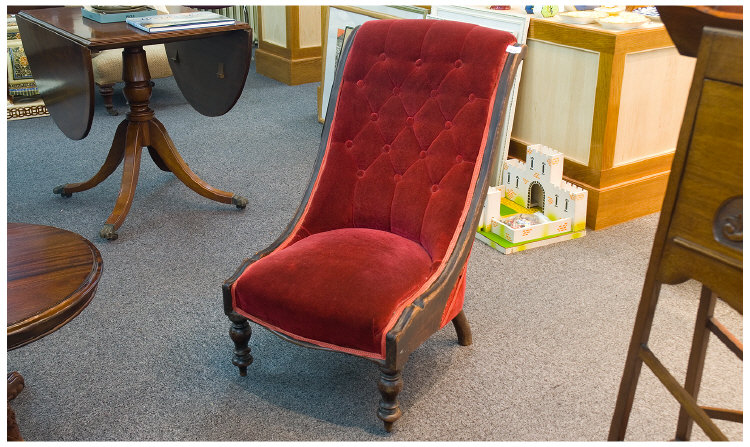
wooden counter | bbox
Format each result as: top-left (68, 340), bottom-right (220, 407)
top-left (509, 17), bottom-right (696, 230)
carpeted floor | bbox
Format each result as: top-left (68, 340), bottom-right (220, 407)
top-left (5, 55), bottom-right (742, 442)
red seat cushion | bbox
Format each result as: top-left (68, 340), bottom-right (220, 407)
top-left (232, 228), bottom-right (436, 358)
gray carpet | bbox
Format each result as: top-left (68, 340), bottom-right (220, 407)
top-left (5, 56), bottom-right (743, 442)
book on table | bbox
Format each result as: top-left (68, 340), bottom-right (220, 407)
top-left (126, 11), bottom-right (235, 33)
top-left (81, 6), bottom-right (158, 23)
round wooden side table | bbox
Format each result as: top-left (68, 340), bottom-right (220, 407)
top-left (6, 223), bottom-right (103, 441)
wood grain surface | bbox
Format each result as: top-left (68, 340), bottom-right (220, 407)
top-left (165, 29), bottom-right (252, 116)
top-left (16, 6), bottom-right (250, 51)
top-left (7, 223), bottom-right (103, 350)
top-left (608, 21), bottom-right (742, 441)
top-left (15, 15), bottom-right (94, 140)
top-left (657, 5), bottom-right (743, 57)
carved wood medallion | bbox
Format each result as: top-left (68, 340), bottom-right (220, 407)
top-left (713, 196), bottom-right (742, 251)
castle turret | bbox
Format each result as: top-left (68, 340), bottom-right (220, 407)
top-left (526, 144), bottom-right (563, 186)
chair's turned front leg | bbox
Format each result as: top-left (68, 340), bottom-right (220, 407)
top-left (227, 312), bottom-right (253, 376)
top-left (377, 366), bottom-right (403, 432)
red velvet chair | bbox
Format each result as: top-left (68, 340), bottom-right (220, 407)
top-left (223, 19), bottom-right (525, 431)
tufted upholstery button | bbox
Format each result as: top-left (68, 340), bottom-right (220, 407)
top-left (430, 89), bottom-right (439, 98)
top-left (415, 58), bottom-right (423, 67)
top-left (345, 140), bottom-right (353, 148)
top-left (383, 144), bottom-right (391, 153)
top-left (444, 121), bottom-right (452, 129)
top-left (379, 52), bottom-right (386, 61)
top-left (455, 155), bottom-right (463, 163)
top-left (356, 80), bottom-right (364, 88)
top-left (431, 184), bottom-right (439, 193)
top-left (392, 87), bottom-right (400, 95)
top-left (370, 113), bottom-right (378, 121)
top-left (356, 170), bottom-right (365, 178)
top-left (419, 150), bottom-right (427, 159)
top-left (454, 59), bottom-right (463, 68)
top-left (394, 174), bottom-right (401, 182)
top-left (468, 93), bottom-right (476, 102)
top-left (406, 116), bottom-right (414, 126)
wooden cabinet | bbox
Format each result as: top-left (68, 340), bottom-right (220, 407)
top-left (655, 26), bottom-right (742, 305)
top-left (255, 5), bottom-right (322, 85)
top-left (608, 8), bottom-right (742, 439)
top-left (509, 18), bottom-right (696, 229)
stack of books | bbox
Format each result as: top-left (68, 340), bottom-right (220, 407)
top-left (126, 11), bottom-right (235, 33)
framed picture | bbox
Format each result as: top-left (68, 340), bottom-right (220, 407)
top-left (317, 6), bottom-right (428, 123)
top-left (429, 6), bottom-right (530, 187)
top-left (357, 5), bottom-right (429, 19)
top-left (429, 6), bottom-right (530, 43)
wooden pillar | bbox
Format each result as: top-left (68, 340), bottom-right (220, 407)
top-left (255, 5), bottom-right (322, 85)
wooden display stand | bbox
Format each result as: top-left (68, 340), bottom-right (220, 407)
top-left (509, 18), bottom-right (696, 230)
top-left (255, 5), bottom-right (322, 85)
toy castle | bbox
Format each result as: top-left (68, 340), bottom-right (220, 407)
top-left (477, 144), bottom-right (588, 253)
top-left (502, 144), bottom-right (587, 232)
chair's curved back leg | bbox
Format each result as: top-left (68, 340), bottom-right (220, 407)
top-left (452, 310), bottom-right (473, 346)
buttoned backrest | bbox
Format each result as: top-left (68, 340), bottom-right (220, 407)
top-left (293, 20), bottom-right (516, 263)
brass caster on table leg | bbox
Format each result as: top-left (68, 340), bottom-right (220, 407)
top-left (232, 195), bottom-right (248, 210)
top-left (99, 224), bottom-right (118, 241)
top-left (53, 185), bottom-right (72, 198)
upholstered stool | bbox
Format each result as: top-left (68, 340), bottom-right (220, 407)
top-left (92, 44), bottom-right (172, 115)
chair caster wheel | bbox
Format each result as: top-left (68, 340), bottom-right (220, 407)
top-left (99, 224), bottom-right (118, 240)
top-left (53, 185), bottom-right (72, 198)
top-left (232, 195), bottom-right (248, 209)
